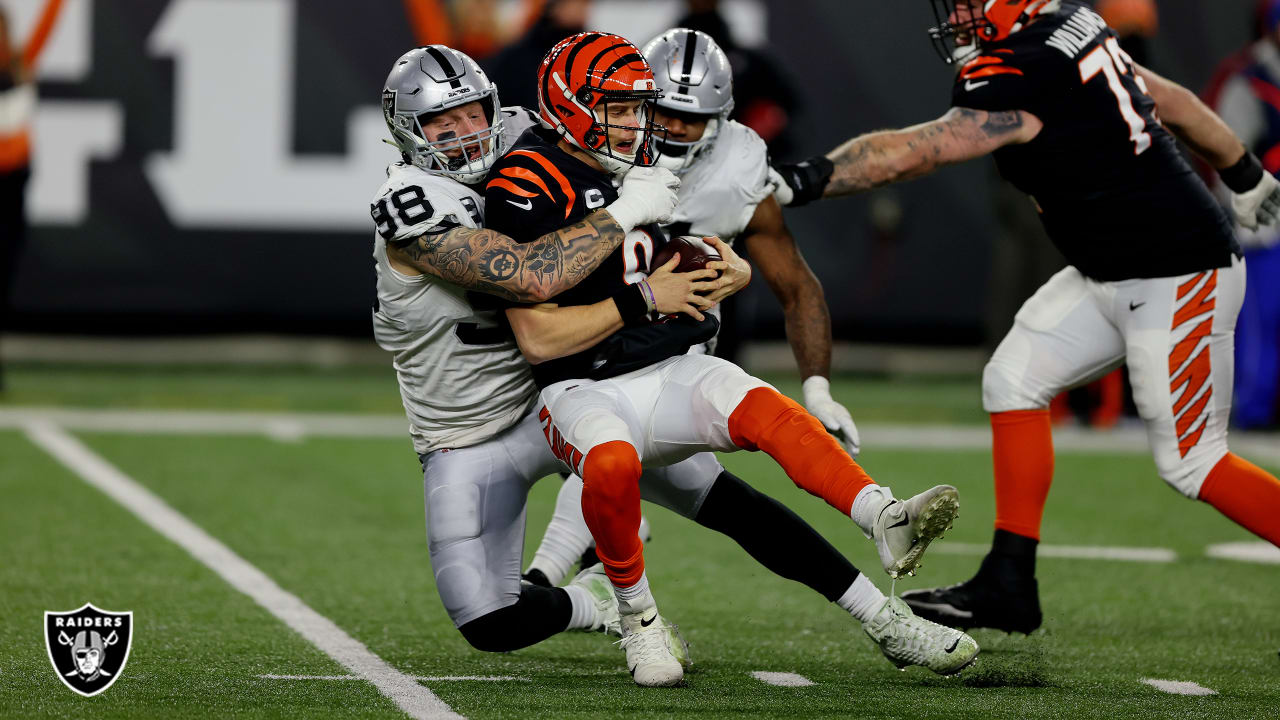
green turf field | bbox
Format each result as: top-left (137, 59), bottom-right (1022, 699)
top-left (1, 366), bottom-right (1277, 719)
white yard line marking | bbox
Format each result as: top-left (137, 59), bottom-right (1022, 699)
top-left (750, 671), bottom-right (814, 687)
top-left (1140, 678), bottom-right (1218, 696)
top-left (928, 542), bottom-right (1177, 563)
top-left (23, 421), bottom-right (461, 720)
top-left (259, 674), bottom-right (527, 682)
top-left (2, 408), bottom-right (1277, 466)
top-left (1205, 542), bottom-right (1280, 565)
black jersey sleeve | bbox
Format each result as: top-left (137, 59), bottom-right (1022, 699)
top-left (484, 149), bottom-right (579, 244)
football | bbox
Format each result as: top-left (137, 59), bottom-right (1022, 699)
top-left (650, 235), bottom-right (722, 274)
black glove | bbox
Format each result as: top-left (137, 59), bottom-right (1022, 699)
top-left (771, 154), bottom-right (834, 207)
top-left (586, 313), bottom-right (720, 380)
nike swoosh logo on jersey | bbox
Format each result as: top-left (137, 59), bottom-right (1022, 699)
top-left (964, 80), bottom-right (990, 91)
top-left (507, 198), bottom-right (533, 210)
top-left (1129, 301), bottom-right (1146, 311)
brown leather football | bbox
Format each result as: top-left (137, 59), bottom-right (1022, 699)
top-left (650, 236), bottom-right (722, 274)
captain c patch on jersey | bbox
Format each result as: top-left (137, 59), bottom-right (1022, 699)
top-left (45, 603), bottom-right (134, 697)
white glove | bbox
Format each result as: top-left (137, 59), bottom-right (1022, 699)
top-left (605, 166), bottom-right (681, 233)
top-left (1230, 171), bottom-right (1280, 231)
top-left (768, 166), bottom-right (795, 206)
top-left (802, 376), bottom-right (860, 458)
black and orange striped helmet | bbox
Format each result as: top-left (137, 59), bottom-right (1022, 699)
top-left (536, 32), bottom-right (665, 174)
top-left (928, 0), bottom-right (1058, 63)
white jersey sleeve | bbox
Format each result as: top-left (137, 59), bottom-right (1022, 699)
top-left (498, 105), bottom-right (542, 149)
top-left (371, 164), bottom-right (537, 454)
top-left (667, 120), bottom-right (773, 243)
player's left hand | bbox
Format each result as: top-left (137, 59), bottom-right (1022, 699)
top-left (802, 376), bottom-right (861, 457)
top-left (1230, 171), bottom-right (1280, 230)
top-left (700, 236), bottom-right (751, 304)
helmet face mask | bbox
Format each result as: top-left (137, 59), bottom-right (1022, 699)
top-left (644, 28), bottom-right (735, 175)
top-left (382, 46), bottom-right (505, 184)
top-left (538, 32), bottom-right (668, 176)
top-left (928, 0), bottom-right (1058, 64)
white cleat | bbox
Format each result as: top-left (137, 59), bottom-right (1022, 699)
top-left (863, 596), bottom-right (979, 675)
top-left (618, 609), bottom-right (685, 687)
top-left (568, 564), bottom-right (620, 636)
top-left (873, 485), bottom-right (960, 578)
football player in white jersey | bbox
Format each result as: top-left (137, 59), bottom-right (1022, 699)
top-left (371, 46), bottom-right (734, 660)
top-left (523, 28), bottom-right (861, 588)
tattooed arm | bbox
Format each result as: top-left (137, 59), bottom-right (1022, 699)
top-left (822, 108), bottom-right (1043, 197)
top-left (385, 208), bottom-right (623, 304)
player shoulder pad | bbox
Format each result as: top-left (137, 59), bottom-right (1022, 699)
top-left (498, 106), bottom-right (542, 149)
top-left (485, 144), bottom-right (578, 224)
top-left (717, 120), bottom-right (773, 199)
top-left (372, 164), bottom-right (484, 245)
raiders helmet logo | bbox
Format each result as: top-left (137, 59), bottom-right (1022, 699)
top-left (45, 603), bottom-right (133, 697)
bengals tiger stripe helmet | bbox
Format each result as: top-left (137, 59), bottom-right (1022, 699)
top-left (536, 32), bottom-right (666, 175)
top-left (928, 0), bottom-right (1060, 63)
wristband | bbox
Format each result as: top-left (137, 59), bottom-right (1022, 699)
top-left (636, 278), bottom-right (657, 313)
top-left (1219, 151), bottom-right (1265, 194)
top-left (612, 283), bottom-right (650, 326)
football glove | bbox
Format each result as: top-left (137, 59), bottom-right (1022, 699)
top-left (770, 154), bottom-right (834, 207)
top-left (802, 376), bottom-right (861, 458)
top-left (606, 166), bottom-right (681, 233)
top-left (1230, 172), bottom-right (1280, 231)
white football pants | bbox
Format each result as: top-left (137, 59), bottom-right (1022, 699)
top-left (421, 406), bottom-right (723, 627)
top-left (983, 256), bottom-right (1245, 498)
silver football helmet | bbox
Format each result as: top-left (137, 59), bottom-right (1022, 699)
top-left (642, 29), bottom-right (735, 174)
top-left (382, 46), bottom-right (504, 185)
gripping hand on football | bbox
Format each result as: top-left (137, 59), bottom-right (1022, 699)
top-left (1230, 171), bottom-right (1280, 231)
top-left (699, 236), bottom-right (752, 305)
top-left (606, 166), bottom-right (681, 233)
top-left (802, 376), bottom-right (861, 457)
top-left (646, 253), bottom-right (717, 320)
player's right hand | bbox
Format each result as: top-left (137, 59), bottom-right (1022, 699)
top-left (606, 166), bottom-right (681, 232)
top-left (1230, 171), bottom-right (1280, 230)
top-left (770, 154), bottom-right (834, 207)
top-left (645, 253), bottom-right (717, 321)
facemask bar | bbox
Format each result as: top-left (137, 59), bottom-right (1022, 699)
top-left (590, 93), bottom-right (668, 168)
top-left (928, 0), bottom-right (986, 65)
top-left (406, 97), bottom-right (504, 181)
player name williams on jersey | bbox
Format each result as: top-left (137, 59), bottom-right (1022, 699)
top-left (954, 0), bottom-right (1238, 281)
top-left (484, 127), bottom-right (714, 387)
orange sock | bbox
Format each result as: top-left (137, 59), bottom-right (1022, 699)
top-left (728, 387), bottom-right (874, 516)
top-left (991, 409), bottom-right (1055, 541)
top-left (579, 441), bottom-right (645, 587)
top-left (1198, 452), bottom-right (1280, 546)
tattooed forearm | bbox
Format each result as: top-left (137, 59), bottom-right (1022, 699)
top-left (387, 208), bottom-right (626, 303)
top-left (823, 107), bottom-right (1037, 197)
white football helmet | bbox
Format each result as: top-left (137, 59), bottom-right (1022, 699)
top-left (382, 46), bottom-right (505, 185)
top-left (642, 29), bottom-right (735, 175)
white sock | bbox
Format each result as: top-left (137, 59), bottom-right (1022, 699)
top-left (614, 573), bottom-right (655, 615)
top-left (850, 484), bottom-right (892, 538)
top-left (526, 475), bottom-right (595, 586)
top-left (563, 585), bottom-right (597, 630)
top-left (837, 574), bottom-right (887, 623)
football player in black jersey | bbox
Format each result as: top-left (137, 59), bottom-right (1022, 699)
top-left (486, 31), bottom-right (980, 686)
top-left (772, 0), bottom-right (1280, 634)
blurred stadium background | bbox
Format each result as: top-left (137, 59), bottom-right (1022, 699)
top-left (0, 0), bottom-right (1270, 363)
top-left (2, 2), bottom-right (1279, 719)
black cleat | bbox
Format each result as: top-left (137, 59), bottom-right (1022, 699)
top-left (900, 552), bottom-right (1042, 634)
